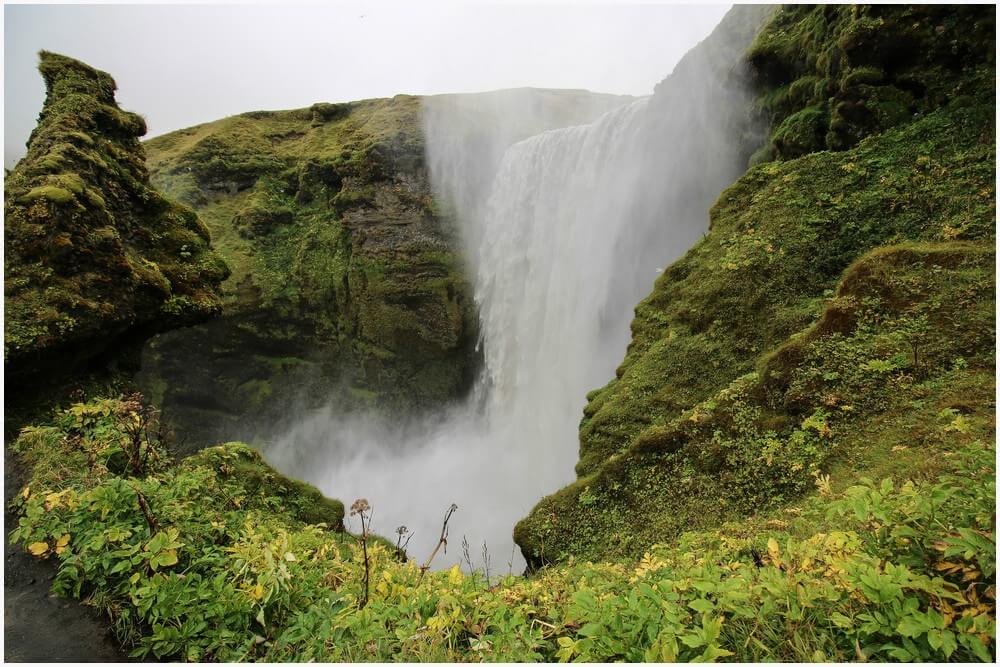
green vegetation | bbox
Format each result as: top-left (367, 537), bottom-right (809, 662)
top-left (4, 52), bottom-right (228, 380)
top-left (748, 5), bottom-right (994, 159)
top-left (516, 240), bottom-right (994, 564)
top-left (8, 396), bottom-right (995, 661)
top-left (515, 2), bottom-right (995, 571)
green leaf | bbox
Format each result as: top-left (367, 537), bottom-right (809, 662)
top-left (689, 598), bottom-right (714, 614)
top-left (830, 612), bottom-right (853, 629)
top-left (896, 615), bottom-right (927, 638)
top-left (150, 549), bottom-right (178, 570)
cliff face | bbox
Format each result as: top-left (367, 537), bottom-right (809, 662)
top-left (514, 4), bottom-right (995, 566)
top-left (4, 52), bottom-right (228, 381)
top-left (139, 90), bottom-right (629, 447)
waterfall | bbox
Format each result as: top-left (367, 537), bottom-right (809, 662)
top-left (265, 6), bottom-right (769, 572)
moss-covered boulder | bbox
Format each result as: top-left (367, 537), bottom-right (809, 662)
top-left (749, 5), bottom-right (995, 159)
top-left (138, 90), bottom-right (630, 446)
top-left (515, 5), bottom-right (995, 566)
top-left (182, 443), bottom-right (345, 529)
top-left (4, 52), bottom-right (228, 381)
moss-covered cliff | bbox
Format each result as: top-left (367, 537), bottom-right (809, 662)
top-left (4, 52), bottom-right (228, 382)
top-left (749, 4), bottom-right (994, 160)
top-left (514, 4), bottom-right (995, 566)
top-left (139, 90), bottom-right (630, 446)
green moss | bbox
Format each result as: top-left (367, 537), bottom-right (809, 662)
top-left (184, 443), bottom-right (345, 529)
top-left (4, 52), bottom-right (228, 379)
top-left (19, 185), bottom-right (77, 205)
top-left (237, 379), bottom-right (273, 407)
top-left (331, 187), bottom-right (375, 215)
top-left (772, 103), bottom-right (828, 158)
top-left (749, 5), bottom-right (994, 157)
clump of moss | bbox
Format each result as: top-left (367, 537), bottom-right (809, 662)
top-left (4, 52), bottom-right (229, 380)
top-left (183, 443), bottom-right (345, 529)
top-left (232, 203), bottom-right (294, 239)
top-left (748, 5), bottom-right (995, 159)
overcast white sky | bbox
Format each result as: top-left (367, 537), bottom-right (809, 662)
top-left (4, 2), bottom-right (730, 166)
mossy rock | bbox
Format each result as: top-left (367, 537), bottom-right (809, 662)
top-left (749, 5), bottom-right (995, 158)
top-left (183, 442), bottom-right (345, 529)
top-left (232, 204), bottom-right (294, 239)
top-left (772, 104), bottom-right (828, 158)
top-left (4, 52), bottom-right (228, 381)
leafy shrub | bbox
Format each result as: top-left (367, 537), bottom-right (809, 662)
top-left (9, 397), bottom-right (995, 661)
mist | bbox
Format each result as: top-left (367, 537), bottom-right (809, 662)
top-left (263, 5), bottom-right (771, 572)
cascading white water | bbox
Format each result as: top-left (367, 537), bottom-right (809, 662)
top-left (477, 99), bottom-right (651, 410)
top-left (264, 6), bottom-right (769, 572)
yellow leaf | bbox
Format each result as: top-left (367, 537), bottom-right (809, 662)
top-left (45, 492), bottom-right (63, 510)
top-left (283, 552), bottom-right (296, 562)
top-left (21, 486), bottom-right (30, 500)
top-left (447, 564), bottom-right (464, 585)
top-left (28, 542), bottom-right (49, 556)
top-left (56, 534), bottom-right (71, 547)
top-left (767, 538), bottom-right (781, 565)
top-left (252, 582), bottom-right (264, 600)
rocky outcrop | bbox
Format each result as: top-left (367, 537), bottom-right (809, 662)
top-left (4, 52), bottom-right (228, 381)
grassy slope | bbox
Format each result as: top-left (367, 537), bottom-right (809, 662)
top-left (513, 2), bottom-right (995, 568)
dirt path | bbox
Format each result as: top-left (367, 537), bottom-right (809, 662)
top-left (4, 449), bottom-right (125, 662)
